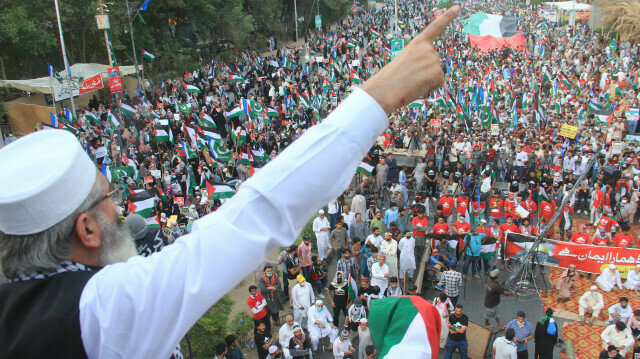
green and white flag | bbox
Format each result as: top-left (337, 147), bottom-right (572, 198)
top-left (266, 108), bottom-right (279, 117)
top-left (155, 127), bottom-right (170, 142)
top-left (210, 140), bottom-right (233, 162)
top-left (251, 148), bottom-right (270, 163)
top-left (407, 100), bottom-right (424, 109)
top-left (178, 103), bottom-right (190, 114)
top-left (120, 103), bottom-right (136, 117)
top-left (356, 162), bottom-right (373, 176)
top-left (142, 49), bottom-right (155, 60)
top-left (232, 126), bottom-right (247, 144)
top-left (84, 110), bottom-right (99, 125)
top-left (225, 107), bottom-right (243, 119)
top-left (538, 187), bottom-right (550, 203)
top-left (230, 74), bottom-right (244, 83)
top-left (107, 112), bottom-right (120, 128)
top-left (199, 113), bottom-right (217, 128)
top-left (102, 165), bottom-right (135, 183)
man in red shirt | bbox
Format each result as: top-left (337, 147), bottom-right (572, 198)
top-left (488, 192), bottom-right (503, 221)
top-left (592, 227), bottom-right (612, 246)
top-left (412, 211), bottom-right (429, 259)
top-left (450, 215), bottom-right (471, 254)
top-left (455, 195), bottom-right (469, 218)
top-left (500, 216), bottom-right (519, 242)
top-left (247, 285), bottom-right (270, 332)
top-left (614, 225), bottom-right (634, 248)
top-left (522, 196), bottom-right (537, 221)
top-left (439, 189), bottom-right (455, 223)
top-left (590, 182), bottom-right (605, 225)
top-left (570, 225), bottom-right (591, 245)
top-left (597, 214), bottom-right (619, 234)
top-left (518, 219), bottom-right (534, 236)
top-left (503, 192), bottom-right (518, 222)
top-left (539, 199), bottom-right (556, 223)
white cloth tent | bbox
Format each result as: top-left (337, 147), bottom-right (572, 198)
top-left (544, 1), bottom-right (591, 11)
top-left (0, 63), bottom-right (139, 94)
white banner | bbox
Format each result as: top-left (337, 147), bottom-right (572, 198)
top-left (52, 82), bottom-right (80, 102)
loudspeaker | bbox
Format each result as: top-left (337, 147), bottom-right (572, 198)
top-left (601, 165), bottom-right (621, 185)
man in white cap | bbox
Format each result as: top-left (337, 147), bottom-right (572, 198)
top-left (357, 318), bottom-right (373, 359)
top-left (579, 286), bottom-right (605, 325)
top-left (291, 274), bottom-right (315, 328)
top-left (307, 299), bottom-right (339, 352)
top-left (313, 209), bottom-right (331, 262)
top-left (333, 329), bottom-right (355, 358)
top-left (596, 264), bottom-right (624, 292)
top-left (624, 264), bottom-right (640, 295)
top-left (0, 6), bottom-right (460, 358)
top-left (266, 345), bottom-right (282, 359)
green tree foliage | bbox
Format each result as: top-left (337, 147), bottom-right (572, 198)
top-left (0, 0), bottom-right (351, 80)
top-left (179, 295), bottom-right (234, 358)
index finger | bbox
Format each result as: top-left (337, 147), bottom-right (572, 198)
top-left (422, 5), bottom-right (460, 42)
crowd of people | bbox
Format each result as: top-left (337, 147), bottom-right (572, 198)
top-left (25, 0), bottom-right (640, 356)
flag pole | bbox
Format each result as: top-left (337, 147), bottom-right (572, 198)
top-left (53, 0), bottom-right (77, 119)
top-left (126, 0), bottom-right (145, 99)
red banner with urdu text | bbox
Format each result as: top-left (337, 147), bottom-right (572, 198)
top-left (504, 232), bottom-right (640, 278)
top-left (107, 66), bottom-right (123, 94)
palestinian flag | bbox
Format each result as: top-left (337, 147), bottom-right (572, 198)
top-left (206, 181), bottom-right (235, 200)
top-left (209, 140), bottom-right (233, 162)
top-left (102, 165), bottom-right (135, 183)
top-left (155, 127), bottom-right (170, 142)
top-left (128, 189), bottom-right (160, 228)
top-left (107, 112), bottom-right (120, 129)
top-left (369, 296), bottom-right (441, 358)
top-left (84, 111), bottom-right (99, 125)
top-left (538, 187), bottom-right (550, 203)
top-left (142, 49), bottom-right (155, 60)
top-left (371, 29), bottom-right (380, 37)
top-left (543, 71), bottom-right (552, 83)
top-left (240, 148), bottom-right (252, 165)
top-left (357, 162), bottom-right (374, 176)
top-left (251, 148), bottom-right (270, 163)
top-left (462, 12), bottom-right (524, 52)
top-left (350, 69), bottom-right (363, 84)
top-left (233, 126), bottom-right (247, 144)
top-left (199, 113), bottom-right (217, 128)
top-left (456, 105), bottom-right (465, 121)
top-left (266, 108), bottom-right (278, 117)
top-left (347, 41), bottom-right (357, 49)
top-left (184, 84), bottom-right (201, 93)
top-left (225, 107), bottom-right (243, 119)
top-left (445, 92), bottom-right (455, 108)
top-left (120, 103), bottom-right (136, 117)
top-left (435, 92), bottom-right (445, 107)
top-left (407, 99), bottom-right (424, 109)
top-left (347, 274), bottom-right (359, 302)
top-left (593, 109), bottom-right (614, 127)
top-left (230, 74), bottom-right (244, 83)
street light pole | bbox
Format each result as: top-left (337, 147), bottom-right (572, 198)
top-left (126, 0), bottom-right (144, 98)
top-left (294, 0), bottom-right (299, 42)
top-left (53, 0), bottom-right (77, 117)
top-left (394, 0), bottom-right (398, 37)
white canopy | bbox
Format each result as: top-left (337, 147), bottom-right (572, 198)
top-left (0, 63), bottom-right (139, 94)
top-left (544, 1), bottom-right (591, 11)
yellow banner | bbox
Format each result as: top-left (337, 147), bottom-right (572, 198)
top-left (559, 124), bottom-right (578, 139)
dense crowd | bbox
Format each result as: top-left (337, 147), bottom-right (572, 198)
top-left (32, 0), bottom-right (640, 357)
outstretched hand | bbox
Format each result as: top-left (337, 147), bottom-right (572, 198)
top-left (362, 5), bottom-right (460, 114)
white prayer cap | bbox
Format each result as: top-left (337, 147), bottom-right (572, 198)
top-left (315, 299), bottom-right (323, 305)
top-left (590, 285), bottom-right (598, 290)
top-left (609, 264), bottom-right (617, 269)
top-left (0, 130), bottom-right (97, 235)
top-left (360, 318), bottom-right (368, 323)
top-left (318, 209), bottom-right (324, 214)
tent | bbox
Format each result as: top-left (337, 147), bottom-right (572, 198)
top-left (0, 63), bottom-right (138, 94)
top-left (543, 1), bottom-right (591, 11)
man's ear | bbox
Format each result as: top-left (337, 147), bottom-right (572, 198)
top-left (74, 212), bottom-right (102, 249)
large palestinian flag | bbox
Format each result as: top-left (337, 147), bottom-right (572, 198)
top-left (369, 296), bottom-right (441, 358)
top-left (462, 12), bottom-right (526, 54)
top-left (127, 189), bottom-right (160, 228)
top-left (206, 181), bottom-right (235, 200)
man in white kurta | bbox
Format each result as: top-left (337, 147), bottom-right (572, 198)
top-left (278, 315), bottom-right (298, 359)
top-left (397, 232), bottom-right (416, 280)
top-left (624, 265), bottom-right (640, 293)
top-left (313, 210), bottom-right (331, 261)
top-left (291, 277), bottom-right (315, 328)
top-left (307, 300), bottom-right (339, 351)
top-left (380, 233), bottom-right (398, 277)
top-left (333, 330), bottom-right (355, 358)
top-left (370, 255), bottom-right (390, 295)
top-left (357, 319), bottom-right (373, 359)
top-left (609, 298), bottom-right (633, 324)
top-left (579, 286), bottom-right (605, 325)
top-left (596, 264), bottom-right (624, 292)
top-left (601, 322), bottom-right (635, 356)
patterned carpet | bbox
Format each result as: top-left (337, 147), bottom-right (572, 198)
top-left (542, 265), bottom-right (640, 358)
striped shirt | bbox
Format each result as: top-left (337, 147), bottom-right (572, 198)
top-left (440, 270), bottom-right (462, 298)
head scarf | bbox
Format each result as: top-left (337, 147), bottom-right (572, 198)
top-left (331, 270), bottom-right (348, 289)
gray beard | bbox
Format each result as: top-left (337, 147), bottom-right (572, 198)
top-left (94, 211), bottom-right (138, 266)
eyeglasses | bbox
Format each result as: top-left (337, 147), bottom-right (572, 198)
top-left (88, 186), bottom-right (123, 210)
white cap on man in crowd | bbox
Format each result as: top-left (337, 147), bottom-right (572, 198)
top-left (318, 209), bottom-right (324, 214)
top-left (0, 130), bottom-right (97, 235)
top-left (609, 264), bottom-right (617, 269)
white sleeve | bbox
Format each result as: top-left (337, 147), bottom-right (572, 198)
top-left (79, 88), bottom-right (388, 359)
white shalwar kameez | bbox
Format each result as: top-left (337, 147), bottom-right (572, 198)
top-left (278, 322), bottom-right (298, 359)
top-left (73, 89), bottom-right (388, 358)
top-left (357, 326), bottom-right (373, 359)
top-left (291, 283), bottom-right (315, 328)
top-left (370, 263), bottom-right (389, 295)
top-left (398, 236), bottom-right (416, 279)
top-left (433, 297), bottom-right (453, 348)
top-left (596, 268), bottom-right (624, 292)
top-left (307, 306), bottom-right (339, 351)
top-left (624, 269), bottom-right (640, 290)
top-left (380, 240), bottom-right (398, 277)
top-left (313, 216), bottom-right (331, 261)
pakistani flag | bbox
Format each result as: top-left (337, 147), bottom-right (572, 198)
top-left (47, 62), bottom-right (64, 84)
top-left (142, 49), bottom-right (155, 60)
top-left (178, 103), bottom-right (190, 114)
top-left (209, 140), bottom-right (233, 162)
top-left (179, 140), bottom-right (197, 160)
top-left (102, 165), bottom-right (135, 183)
top-left (120, 103), bottom-right (136, 117)
top-left (356, 162), bottom-right (373, 176)
top-left (369, 296), bottom-right (441, 358)
top-left (225, 107), bottom-right (243, 119)
top-left (185, 84), bottom-right (201, 93)
top-left (206, 181), bottom-right (235, 200)
top-left (578, 106), bottom-right (586, 121)
top-left (128, 189), bottom-right (159, 228)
